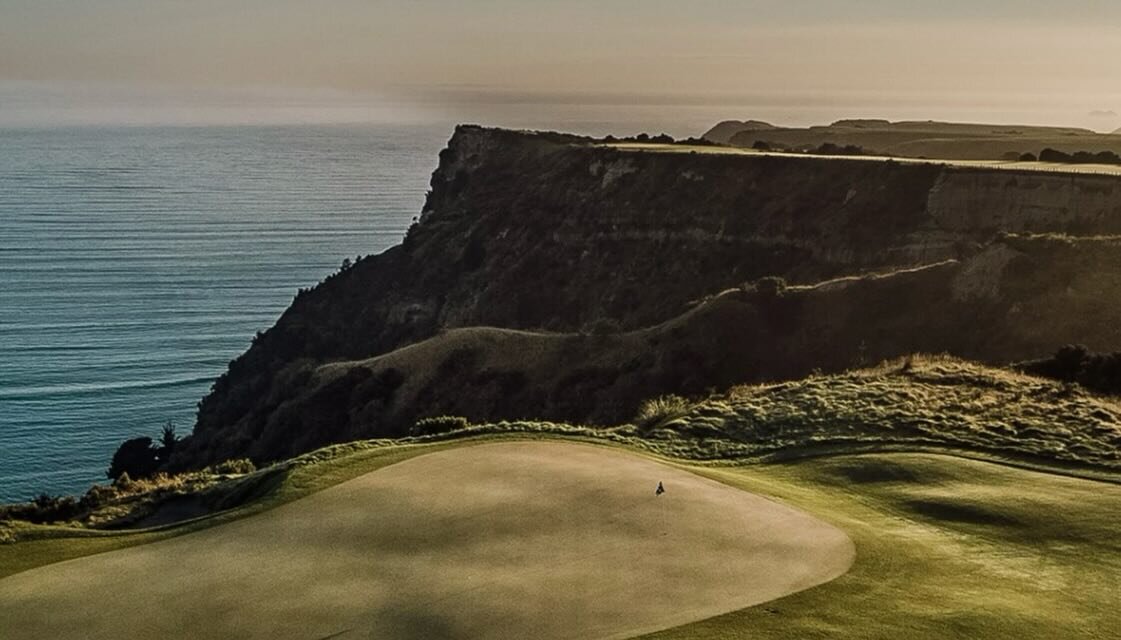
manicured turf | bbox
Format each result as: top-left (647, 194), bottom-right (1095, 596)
top-left (0, 442), bottom-right (852, 640)
top-left (644, 454), bottom-right (1121, 639)
top-left (2, 437), bottom-right (1119, 639)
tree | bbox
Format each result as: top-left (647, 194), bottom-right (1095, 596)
top-left (157, 421), bottom-right (179, 463)
top-left (1039, 148), bottom-right (1072, 163)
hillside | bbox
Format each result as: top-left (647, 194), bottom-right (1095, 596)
top-left (180, 233), bottom-right (1121, 468)
top-left (709, 118), bottom-right (1121, 160)
top-left (701, 119), bottom-right (777, 144)
top-left (169, 126), bottom-right (1121, 469)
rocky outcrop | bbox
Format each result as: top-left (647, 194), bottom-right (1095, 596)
top-left (172, 126), bottom-right (1121, 469)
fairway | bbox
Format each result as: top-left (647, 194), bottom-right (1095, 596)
top-left (0, 442), bottom-right (853, 640)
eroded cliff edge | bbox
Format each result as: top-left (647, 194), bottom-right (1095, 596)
top-left (173, 126), bottom-right (1121, 468)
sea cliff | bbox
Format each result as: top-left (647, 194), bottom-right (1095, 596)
top-left (171, 126), bottom-right (1121, 468)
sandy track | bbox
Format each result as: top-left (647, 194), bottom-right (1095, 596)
top-left (0, 442), bottom-right (854, 639)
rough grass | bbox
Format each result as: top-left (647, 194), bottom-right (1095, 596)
top-left (637, 355), bottom-right (1121, 469)
top-left (634, 395), bottom-right (691, 431)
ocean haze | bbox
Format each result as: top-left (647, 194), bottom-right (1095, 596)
top-left (0, 124), bottom-right (446, 502)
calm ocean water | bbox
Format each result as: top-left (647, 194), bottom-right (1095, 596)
top-left (0, 124), bottom-right (450, 502)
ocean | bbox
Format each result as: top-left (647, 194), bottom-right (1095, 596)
top-left (0, 124), bottom-right (450, 502)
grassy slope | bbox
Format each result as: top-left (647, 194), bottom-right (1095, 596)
top-left (645, 454), bottom-right (1121, 639)
top-left (653, 355), bottom-right (1121, 470)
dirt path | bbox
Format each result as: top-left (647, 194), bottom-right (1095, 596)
top-left (0, 442), bottom-right (854, 639)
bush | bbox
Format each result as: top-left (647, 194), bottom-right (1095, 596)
top-left (107, 437), bottom-right (160, 481)
top-left (206, 458), bottom-right (257, 475)
top-left (588, 317), bottom-right (620, 336)
top-left (13, 494), bottom-right (82, 524)
top-left (634, 395), bottom-right (691, 431)
top-left (410, 415), bottom-right (470, 436)
top-left (1023, 344), bottom-right (1121, 395)
top-left (1039, 148), bottom-right (1072, 163)
top-left (813, 143), bottom-right (867, 156)
top-left (1019, 152), bottom-right (1038, 162)
top-left (750, 276), bottom-right (788, 298)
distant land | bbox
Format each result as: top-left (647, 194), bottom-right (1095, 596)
top-left (704, 118), bottom-right (1121, 160)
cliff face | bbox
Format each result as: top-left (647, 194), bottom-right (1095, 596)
top-left (175, 126), bottom-right (1121, 468)
top-left (928, 171), bottom-right (1121, 233)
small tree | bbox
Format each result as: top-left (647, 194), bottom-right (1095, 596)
top-left (157, 421), bottom-right (179, 464)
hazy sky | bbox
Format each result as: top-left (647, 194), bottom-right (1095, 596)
top-left (3, 1), bottom-right (1121, 131)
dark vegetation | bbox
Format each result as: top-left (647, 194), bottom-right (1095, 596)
top-left (107, 422), bottom-right (179, 481)
top-left (1038, 148), bottom-right (1121, 165)
top-left (1022, 345), bottom-right (1121, 395)
top-left (409, 415), bottom-right (470, 436)
top-left (2, 457), bottom-right (261, 527)
top-left (751, 140), bottom-right (873, 156)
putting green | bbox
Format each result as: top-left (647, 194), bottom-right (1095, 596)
top-left (0, 442), bottom-right (853, 639)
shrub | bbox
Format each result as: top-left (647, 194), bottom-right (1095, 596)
top-left (634, 395), bottom-right (691, 431)
top-left (1018, 152), bottom-right (1038, 162)
top-left (750, 276), bottom-right (788, 298)
top-left (1022, 344), bottom-right (1121, 396)
top-left (206, 458), bottom-right (258, 475)
top-left (814, 143), bottom-right (867, 156)
top-left (22, 494), bottom-right (81, 524)
top-left (107, 437), bottom-right (160, 480)
top-left (114, 472), bottom-right (133, 490)
top-left (1040, 148), bottom-right (1073, 163)
top-left (588, 317), bottom-right (620, 336)
top-left (411, 415), bottom-right (470, 436)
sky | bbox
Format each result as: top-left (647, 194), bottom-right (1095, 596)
top-left (2, 1), bottom-right (1121, 132)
